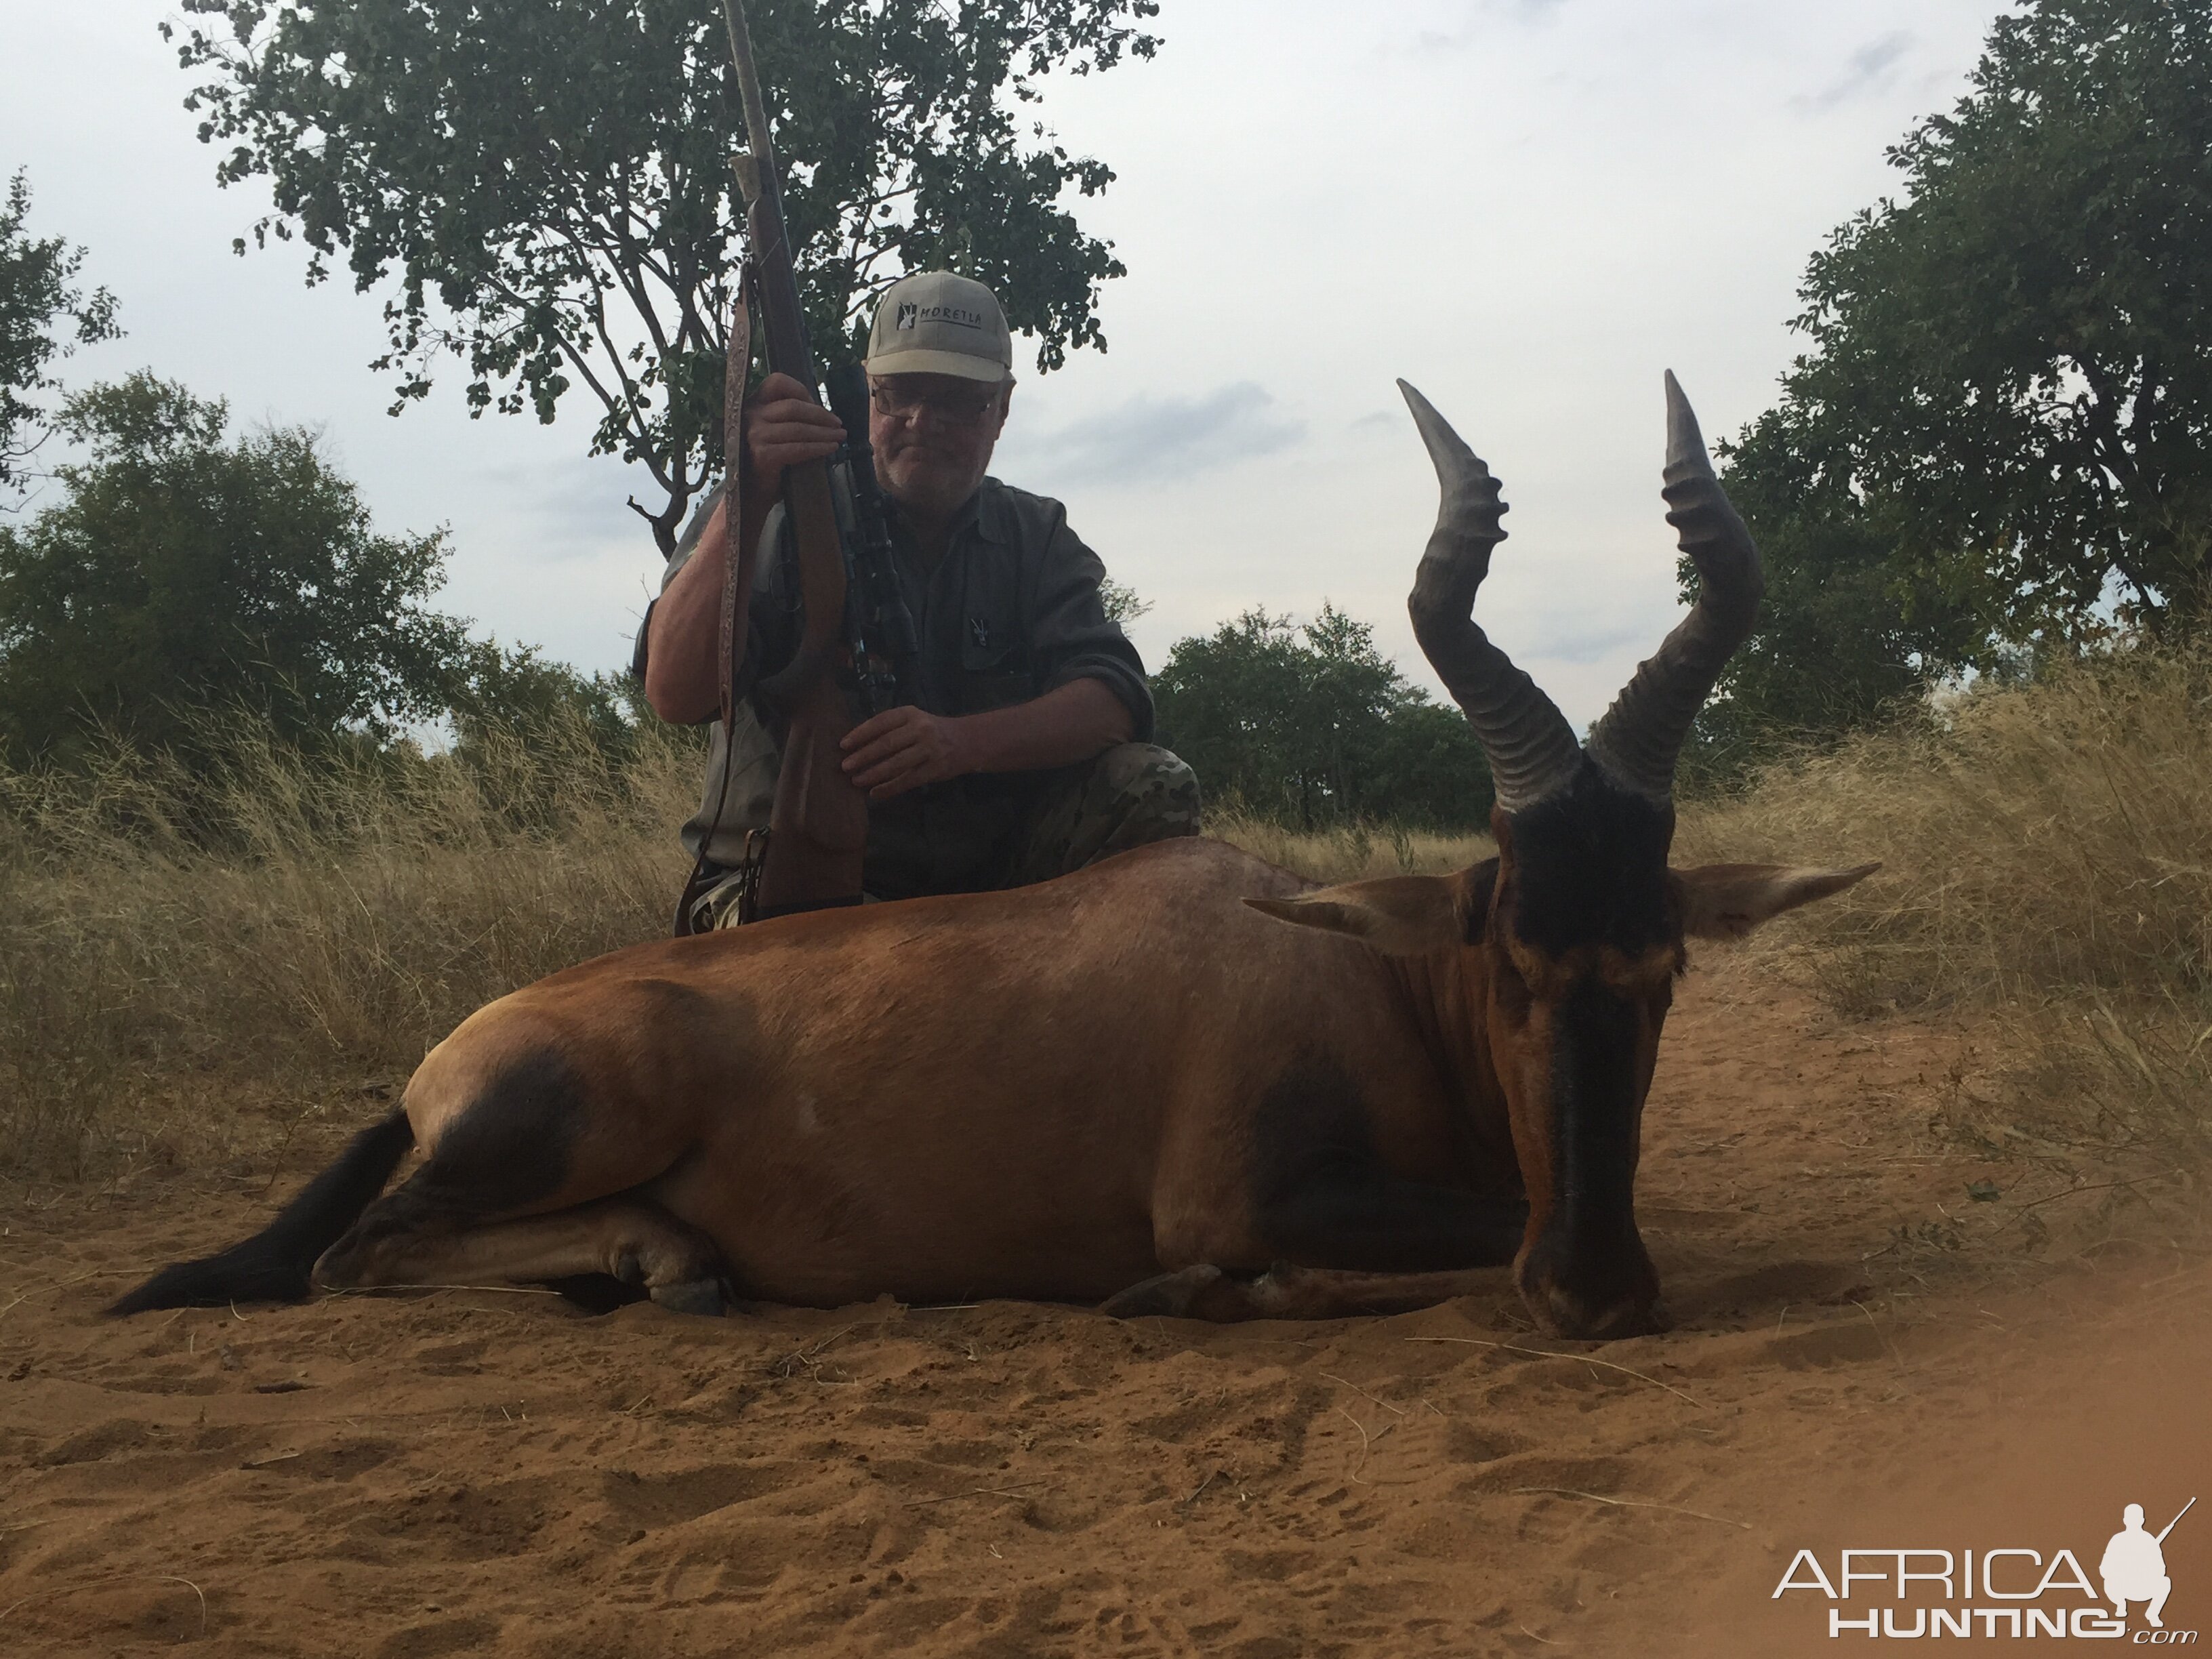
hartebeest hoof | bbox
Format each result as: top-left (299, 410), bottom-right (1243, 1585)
top-left (1524, 1285), bottom-right (1674, 1342)
top-left (1100, 1264), bottom-right (1244, 1321)
top-left (647, 1276), bottom-right (735, 1317)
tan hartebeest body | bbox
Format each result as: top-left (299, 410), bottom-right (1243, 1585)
top-left (114, 377), bottom-right (1871, 1340)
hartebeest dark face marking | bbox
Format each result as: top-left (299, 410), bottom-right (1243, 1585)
top-left (1492, 762), bottom-right (1678, 964)
top-left (1244, 377), bottom-right (1877, 1339)
top-left (1485, 761), bottom-right (1682, 1337)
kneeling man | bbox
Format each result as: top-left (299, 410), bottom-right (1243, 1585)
top-left (2100, 1503), bottom-right (2173, 1629)
top-left (636, 271), bottom-right (1196, 926)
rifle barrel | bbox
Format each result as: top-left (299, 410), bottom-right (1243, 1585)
top-left (2156, 1495), bottom-right (2196, 1544)
top-left (719, 0), bottom-right (817, 389)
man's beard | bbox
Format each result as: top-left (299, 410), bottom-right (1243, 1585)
top-left (883, 447), bottom-right (986, 522)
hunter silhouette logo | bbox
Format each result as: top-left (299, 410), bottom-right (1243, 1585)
top-left (1772, 1496), bottom-right (2197, 1641)
top-left (896, 301), bottom-right (919, 330)
top-left (2104, 1499), bottom-right (2191, 1631)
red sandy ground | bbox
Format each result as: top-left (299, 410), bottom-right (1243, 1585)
top-left (2, 953), bottom-right (2205, 1656)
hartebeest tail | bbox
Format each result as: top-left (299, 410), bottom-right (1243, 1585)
top-left (108, 1110), bottom-right (414, 1314)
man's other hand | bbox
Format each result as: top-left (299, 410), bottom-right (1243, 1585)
top-left (747, 371), bottom-right (844, 492)
top-left (841, 705), bottom-right (969, 800)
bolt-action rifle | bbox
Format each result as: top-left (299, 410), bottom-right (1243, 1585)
top-left (697, 0), bottom-right (918, 926)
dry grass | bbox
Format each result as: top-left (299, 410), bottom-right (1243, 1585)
top-left (5, 645), bottom-right (2206, 1185)
top-left (0, 716), bottom-right (701, 1181)
top-left (1676, 642), bottom-right (2212, 1164)
top-left (0, 752), bottom-right (1493, 1185)
top-left (0, 755), bottom-right (1489, 1184)
top-left (1206, 808), bottom-right (1492, 882)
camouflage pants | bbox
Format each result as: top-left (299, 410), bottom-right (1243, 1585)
top-left (698, 743), bottom-right (1199, 928)
top-left (997, 741), bottom-right (1202, 888)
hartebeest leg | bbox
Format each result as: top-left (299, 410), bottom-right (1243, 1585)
top-left (1120, 1164), bottom-right (1527, 1321)
top-left (314, 1194), bottom-right (732, 1315)
top-left (1101, 1262), bottom-right (1511, 1322)
top-left (1258, 1176), bottom-right (1528, 1273)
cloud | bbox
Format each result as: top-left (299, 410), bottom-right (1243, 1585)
top-left (1794, 32), bottom-right (1915, 113)
top-left (1528, 615), bottom-right (1659, 668)
top-left (1006, 382), bottom-right (1305, 487)
top-left (1411, 0), bottom-right (1566, 50)
top-left (461, 454), bottom-right (651, 565)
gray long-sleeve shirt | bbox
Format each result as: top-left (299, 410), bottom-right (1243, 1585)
top-left (636, 475), bottom-right (1153, 899)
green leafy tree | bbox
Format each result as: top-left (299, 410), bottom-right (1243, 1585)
top-left (0, 172), bottom-right (122, 498)
top-left (1753, 0), bottom-right (2212, 666)
top-left (1366, 698), bottom-right (1496, 833)
top-left (449, 637), bottom-right (653, 764)
top-left (0, 373), bottom-right (466, 765)
top-left (1153, 606), bottom-right (1492, 831)
top-left (1099, 574), bottom-right (1150, 626)
top-left (1683, 0), bottom-right (2212, 777)
top-left (165, 0), bottom-right (1160, 553)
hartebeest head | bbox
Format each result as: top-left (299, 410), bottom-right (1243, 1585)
top-left (1249, 377), bottom-right (1875, 1340)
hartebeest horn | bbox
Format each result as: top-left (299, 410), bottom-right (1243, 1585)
top-left (1584, 372), bottom-right (1765, 801)
top-left (1399, 380), bottom-right (1582, 813)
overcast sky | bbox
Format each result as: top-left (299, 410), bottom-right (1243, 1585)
top-left (3, 1), bottom-right (2011, 730)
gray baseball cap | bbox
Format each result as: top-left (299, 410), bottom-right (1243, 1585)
top-left (865, 271), bottom-right (1012, 382)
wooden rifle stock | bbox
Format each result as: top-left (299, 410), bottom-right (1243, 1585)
top-left (720, 0), bottom-right (869, 918)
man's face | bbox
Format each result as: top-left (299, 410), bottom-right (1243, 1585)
top-left (868, 372), bottom-right (1012, 521)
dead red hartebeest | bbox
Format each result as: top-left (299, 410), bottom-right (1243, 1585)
top-left (113, 375), bottom-right (1872, 1341)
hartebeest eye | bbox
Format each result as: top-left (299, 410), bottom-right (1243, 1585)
top-left (1597, 947), bottom-right (1684, 1002)
top-left (1488, 943), bottom-right (1535, 1025)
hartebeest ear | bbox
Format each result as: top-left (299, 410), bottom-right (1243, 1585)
top-left (1244, 874), bottom-right (1469, 956)
top-left (1671, 862), bottom-right (1881, 940)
